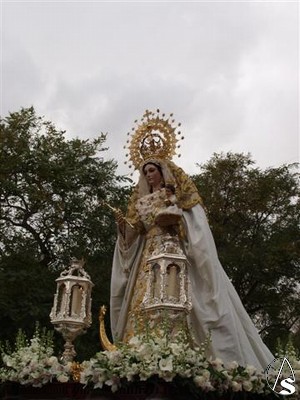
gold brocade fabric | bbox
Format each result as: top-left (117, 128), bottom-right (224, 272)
top-left (122, 233), bottom-right (160, 342)
top-left (167, 161), bottom-right (204, 210)
top-left (125, 186), bottom-right (143, 231)
top-left (122, 190), bottom-right (184, 342)
top-left (125, 160), bottom-right (203, 225)
top-left (122, 161), bottom-right (202, 341)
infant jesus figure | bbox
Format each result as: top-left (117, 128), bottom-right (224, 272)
top-left (155, 184), bottom-right (183, 227)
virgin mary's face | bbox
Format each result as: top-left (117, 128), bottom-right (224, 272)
top-left (143, 163), bottom-right (162, 190)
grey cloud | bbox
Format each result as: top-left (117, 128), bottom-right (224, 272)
top-left (1, 34), bottom-right (45, 115)
top-left (2, 2), bottom-right (298, 176)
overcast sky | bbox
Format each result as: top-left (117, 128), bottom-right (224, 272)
top-left (1, 0), bottom-right (299, 178)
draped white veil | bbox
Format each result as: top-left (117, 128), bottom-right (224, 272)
top-left (110, 159), bottom-right (274, 370)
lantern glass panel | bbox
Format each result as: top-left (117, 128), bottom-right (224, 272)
top-left (70, 284), bottom-right (83, 317)
top-left (166, 264), bottom-right (180, 300)
top-left (152, 263), bottom-right (161, 299)
top-left (56, 283), bottom-right (66, 314)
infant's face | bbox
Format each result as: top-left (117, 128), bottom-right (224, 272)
top-left (165, 188), bottom-right (173, 197)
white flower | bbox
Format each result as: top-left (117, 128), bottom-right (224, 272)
top-left (128, 336), bottom-right (141, 348)
top-left (46, 356), bottom-right (58, 366)
top-left (194, 375), bottom-right (206, 386)
top-left (295, 369), bottom-right (300, 379)
top-left (137, 343), bottom-right (153, 358)
top-left (209, 357), bottom-right (224, 371)
top-left (293, 360), bottom-right (300, 369)
top-left (243, 380), bottom-right (253, 392)
top-left (94, 381), bottom-right (104, 389)
top-left (227, 361), bottom-right (239, 370)
top-left (231, 381), bottom-right (242, 392)
top-left (170, 343), bottom-right (182, 356)
top-left (160, 371), bottom-right (175, 382)
top-left (194, 375), bottom-right (214, 391)
top-left (56, 373), bottom-right (69, 383)
top-left (105, 376), bottom-right (120, 392)
top-left (159, 356), bottom-right (173, 372)
top-left (202, 370), bottom-right (210, 379)
top-left (222, 370), bottom-right (233, 380)
top-left (245, 364), bottom-right (257, 375)
top-left (105, 350), bottom-right (122, 363)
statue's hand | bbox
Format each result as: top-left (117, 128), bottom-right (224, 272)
top-left (114, 209), bottom-right (126, 233)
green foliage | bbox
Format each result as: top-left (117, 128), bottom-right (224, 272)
top-left (192, 152), bottom-right (300, 350)
top-left (276, 335), bottom-right (299, 359)
top-left (0, 107), bottom-right (132, 359)
top-left (0, 323), bottom-right (54, 366)
top-left (0, 248), bottom-right (57, 341)
top-left (0, 106), bottom-right (129, 267)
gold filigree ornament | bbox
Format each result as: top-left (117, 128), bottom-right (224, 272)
top-left (124, 109), bottom-right (184, 170)
top-left (71, 361), bottom-right (83, 382)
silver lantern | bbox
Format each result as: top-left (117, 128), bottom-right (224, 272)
top-left (50, 258), bottom-right (94, 362)
top-left (142, 234), bottom-right (192, 318)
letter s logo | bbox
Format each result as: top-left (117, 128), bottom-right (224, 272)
top-left (266, 357), bottom-right (297, 396)
top-left (279, 377), bottom-right (296, 395)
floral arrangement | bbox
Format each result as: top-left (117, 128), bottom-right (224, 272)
top-left (0, 325), bottom-right (71, 387)
top-left (80, 331), bottom-right (288, 396)
top-left (1, 324), bottom-right (299, 398)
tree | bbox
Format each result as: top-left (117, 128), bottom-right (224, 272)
top-left (0, 107), bottom-right (131, 357)
top-left (192, 152), bottom-right (300, 350)
top-left (0, 107), bottom-right (129, 267)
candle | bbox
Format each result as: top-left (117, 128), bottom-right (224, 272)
top-left (167, 265), bottom-right (179, 299)
top-left (71, 284), bottom-right (83, 316)
top-left (153, 265), bottom-right (161, 299)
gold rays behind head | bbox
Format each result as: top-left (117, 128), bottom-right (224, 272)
top-left (124, 109), bottom-right (184, 170)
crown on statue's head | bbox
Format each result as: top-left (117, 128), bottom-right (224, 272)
top-left (124, 109), bottom-right (184, 170)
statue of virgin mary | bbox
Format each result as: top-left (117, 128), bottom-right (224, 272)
top-left (110, 110), bottom-right (274, 370)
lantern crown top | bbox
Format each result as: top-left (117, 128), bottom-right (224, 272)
top-left (58, 258), bottom-right (92, 281)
